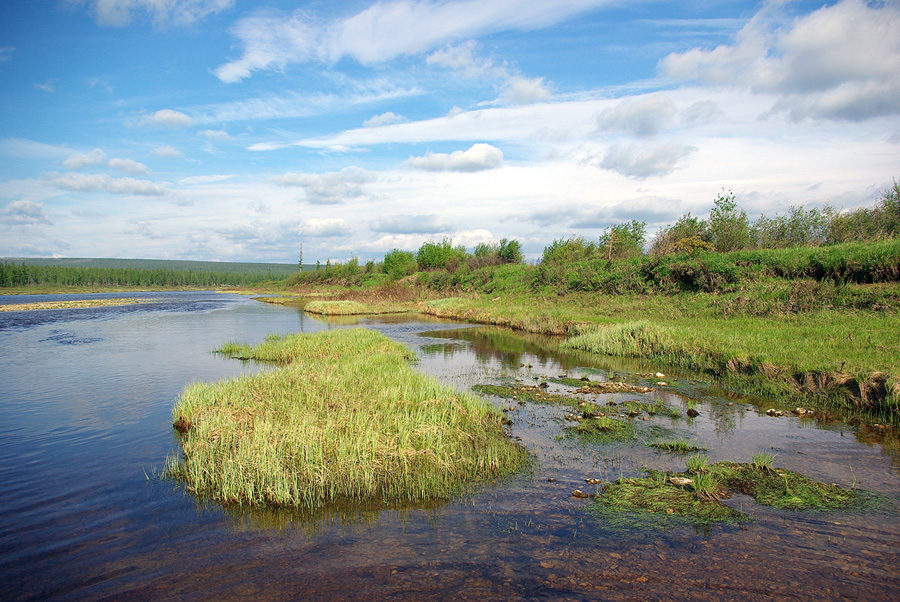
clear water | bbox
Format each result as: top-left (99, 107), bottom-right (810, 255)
top-left (0, 292), bottom-right (897, 601)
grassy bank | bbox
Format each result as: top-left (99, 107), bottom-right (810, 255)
top-left (166, 328), bottom-right (527, 508)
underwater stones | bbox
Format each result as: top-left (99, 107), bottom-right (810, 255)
top-left (571, 489), bottom-right (592, 499)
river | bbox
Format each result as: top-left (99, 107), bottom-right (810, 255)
top-left (0, 291), bottom-right (897, 601)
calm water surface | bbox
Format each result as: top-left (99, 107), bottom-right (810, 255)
top-left (0, 292), bottom-right (897, 601)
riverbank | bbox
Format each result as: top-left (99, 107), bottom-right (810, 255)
top-left (0, 297), bottom-right (150, 312)
top-left (254, 282), bottom-right (900, 427)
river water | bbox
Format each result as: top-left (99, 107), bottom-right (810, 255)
top-left (0, 291), bottom-right (897, 601)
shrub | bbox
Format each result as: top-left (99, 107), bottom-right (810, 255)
top-left (416, 238), bottom-right (468, 271)
top-left (383, 249), bottom-right (417, 279)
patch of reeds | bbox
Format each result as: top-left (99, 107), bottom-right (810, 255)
top-left (167, 328), bottom-right (528, 508)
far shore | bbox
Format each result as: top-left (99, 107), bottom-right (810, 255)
top-left (0, 298), bottom-right (151, 312)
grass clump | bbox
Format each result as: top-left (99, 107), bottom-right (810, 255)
top-left (711, 461), bottom-right (859, 510)
top-left (167, 328), bottom-right (528, 508)
top-left (686, 454), bottom-right (709, 473)
top-left (596, 460), bottom-right (864, 524)
top-left (649, 438), bottom-right (706, 453)
top-left (571, 416), bottom-right (637, 442)
top-left (596, 475), bottom-right (743, 523)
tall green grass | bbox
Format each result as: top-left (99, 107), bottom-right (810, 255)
top-left (167, 329), bottom-right (527, 508)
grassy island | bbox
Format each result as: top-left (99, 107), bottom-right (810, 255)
top-left (166, 328), bottom-right (527, 508)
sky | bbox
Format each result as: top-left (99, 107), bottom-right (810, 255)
top-left (1, 0), bottom-right (899, 264)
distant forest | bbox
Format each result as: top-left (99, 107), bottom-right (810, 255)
top-left (0, 257), bottom-right (299, 288)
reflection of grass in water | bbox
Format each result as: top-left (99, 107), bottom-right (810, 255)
top-left (167, 329), bottom-right (528, 508)
top-left (594, 461), bottom-right (868, 525)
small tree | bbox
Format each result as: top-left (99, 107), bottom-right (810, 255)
top-left (708, 189), bottom-right (749, 252)
top-left (598, 220), bottom-right (646, 260)
top-left (297, 244), bottom-right (303, 272)
top-left (498, 238), bottom-right (524, 264)
top-left (383, 248), bottom-right (417, 279)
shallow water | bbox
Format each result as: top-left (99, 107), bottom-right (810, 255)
top-left (0, 292), bottom-right (897, 601)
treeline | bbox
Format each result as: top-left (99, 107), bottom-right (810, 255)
top-left (0, 263), bottom-right (280, 288)
top-left (290, 180), bottom-right (900, 294)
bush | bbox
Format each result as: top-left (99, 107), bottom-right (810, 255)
top-left (383, 249), bottom-right (417, 280)
top-left (416, 238), bottom-right (468, 271)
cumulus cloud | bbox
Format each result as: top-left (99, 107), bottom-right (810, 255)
top-left (596, 95), bottom-right (676, 138)
top-left (270, 166), bottom-right (375, 204)
top-left (47, 172), bottom-right (167, 196)
top-left (1, 200), bottom-right (51, 225)
top-left (297, 218), bottom-right (352, 237)
top-left (215, 1), bottom-right (610, 82)
top-left (363, 112), bottom-right (405, 127)
top-left (73, 0), bottom-right (234, 29)
top-left (371, 214), bottom-right (453, 234)
top-left (108, 158), bottom-right (151, 175)
top-left (154, 145), bottom-right (183, 158)
top-left (63, 148), bottom-right (107, 170)
top-left (659, 0), bottom-right (900, 121)
top-left (405, 143), bottom-right (503, 172)
top-left (599, 142), bottom-right (697, 179)
top-left (139, 109), bottom-right (194, 127)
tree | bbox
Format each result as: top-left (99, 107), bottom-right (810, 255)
top-left (708, 189), bottom-right (749, 252)
top-left (297, 244), bottom-right (303, 272)
top-left (598, 220), bottom-right (646, 260)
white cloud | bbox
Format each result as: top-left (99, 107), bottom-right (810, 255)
top-left (659, 0), bottom-right (900, 121)
top-left (34, 80), bottom-right (56, 93)
top-left (427, 40), bottom-right (496, 78)
top-left (108, 158), bottom-right (151, 175)
top-left (199, 129), bottom-right (231, 140)
top-left (405, 143), bottom-right (503, 172)
top-left (215, 0), bottom-right (613, 82)
top-left (371, 214), bottom-right (453, 234)
top-left (680, 100), bottom-right (725, 124)
top-left (363, 112), bottom-right (405, 127)
top-left (600, 142), bottom-right (697, 179)
top-left (1, 200), bottom-right (51, 225)
top-left (297, 218), bottom-right (352, 237)
top-left (596, 95), bottom-right (676, 137)
top-left (178, 174), bottom-right (235, 185)
top-left (198, 83), bottom-right (422, 124)
top-left (0, 47), bottom-right (13, 62)
top-left (47, 172), bottom-right (167, 196)
top-left (74, 0), bottom-right (234, 29)
top-left (270, 167), bottom-right (376, 204)
top-left (153, 145), bottom-right (183, 158)
top-left (63, 149), bottom-right (107, 170)
top-left (502, 76), bottom-right (553, 105)
top-left (139, 109), bottom-right (194, 127)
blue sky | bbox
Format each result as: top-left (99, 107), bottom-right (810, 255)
top-left (1, 0), bottom-right (899, 263)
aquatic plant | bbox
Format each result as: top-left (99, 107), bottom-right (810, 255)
top-left (649, 439), bottom-right (706, 453)
top-left (686, 454), bottom-right (709, 473)
top-left (167, 328), bottom-right (528, 508)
